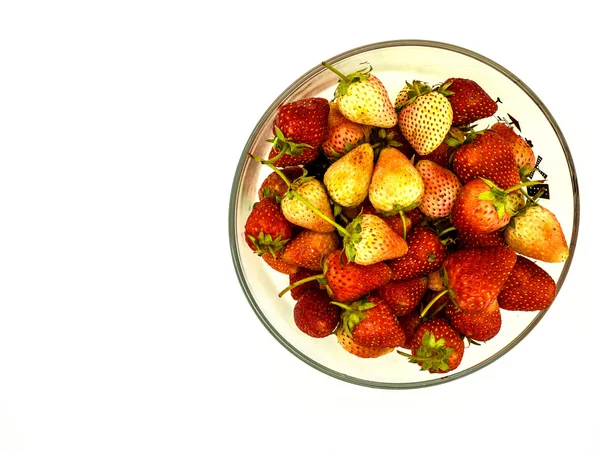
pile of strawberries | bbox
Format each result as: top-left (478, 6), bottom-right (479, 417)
top-left (243, 62), bottom-right (569, 374)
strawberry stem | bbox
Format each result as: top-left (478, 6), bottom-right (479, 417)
top-left (278, 273), bottom-right (324, 298)
top-left (249, 153), bottom-right (292, 188)
top-left (289, 190), bottom-right (350, 237)
top-left (321, 61), bottom-right (350, 83)
top-left (420, 290), bottom-right (449, 318)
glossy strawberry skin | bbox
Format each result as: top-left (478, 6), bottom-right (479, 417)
top-left (288, 267), bottom-right (322, 300)
top-left (349, 297), bottom-right (406, 348)
top-left (294, 290), bottom-right (341, 338)
top-left (445, 300), bottom-right (502, 342)
top-left (388, 227), bottom-right (447, 281)
top-left (443, 78), bottom-right (498, 125)
top-left (244, 197), bottom-right (293, 254)
top-left (375, 277), bottom-right (428, 316)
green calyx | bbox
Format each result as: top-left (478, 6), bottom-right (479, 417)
top-left (435, 80), bottom-right (455, 97)
top-left (265, 126), bottom-right (313, 163)
top-left (478, 178), bottom-right (544, 220)
top-left (247, 231), bottom-right (289, 258)
top-left (322, 61), bottom-right (372, 99)
top-left (342, 215), bottom-right (364, 263)
top-left (444, 125), bottom-right (484, 148)
top-left (330, 298), bottom-right (376, 338)
top-left (395, 80), bottom-right (432, 111)
top-left (397, 331), bottom-right (454, 373)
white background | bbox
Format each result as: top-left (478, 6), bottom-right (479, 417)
top-left (0, 1), bottom-right (597, 449)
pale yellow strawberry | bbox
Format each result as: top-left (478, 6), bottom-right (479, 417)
top-left (504, 204), bottom-right (569, 262)
top-left (324, 143), bottom-right (374, 208)
top-left (394, 85), bottom-right (410, 110)
top-left (323, 62), bottom-right (397, 128)
top-left (416, 159), bottom-right (461, 219)
top-left (345, 214), bottom-right (408, 265)
top-left (368, 147), bottom-right (424, 214)
top-left (322, 102), bottom-right (370, 160)
top-left (281, 178), bottom-right (335, 232)
top-left (397, 81), bottom-right (453, 155)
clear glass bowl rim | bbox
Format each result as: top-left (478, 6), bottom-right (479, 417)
top-left (228, 39), bottom-right (580, 389)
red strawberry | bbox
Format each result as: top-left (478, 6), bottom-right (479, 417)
top-left (281, 229), bottom-right (339, 271)
top-left (456, 229), bottom-right (505, 250)
top-left (261, 252), bottom-right (298, 275)
top-left (388, 226), bottom-right (447, 281)
top-left (258, 166), bottom-right (304, 202)
top-left (244, 197), bottom-right (293, 256)
top-left (375, 277), bottom-right (428, 316)
top-left (416, 159), bottom-right (462, 219)
top-left (497, 255), bottom-right (557, 311)
top-left (452, 130), bottom-right (521, 189)
top-left (324, 250), bottom-right (392, 303)
top-left (442, 245), bottom-right (517, 311)
top-left (396, 309), bottom-right (422, 349)
top-left (334, 296), bottom-right (406, 348)
top-left (491, 122), bottom-right (536, 174)
top-left (267, 97), bottom-right (330, 167)
top-left (293, 290), bottom-right (341, 338)
top-left (445, 299), bottom-right (502, 342)
top-left (451, 178), bottom-right (522, 234)
top-left (336, 327), bottom-right (394, 358)
top-left (399, 318), bottom-right (465, 373)
top-left (288, 267), bottom-right (322, 300)
top-left (442, 78), bottom-right (498, 125)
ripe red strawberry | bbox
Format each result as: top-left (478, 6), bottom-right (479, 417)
top-left (497, 255), bottom-right (557, 311)
top-left (294, 290), bottom-right (341, 338)
top-left (324, 249), bottom-right (392, 303)
top-left (416, 159), bottom-right (462, 219)
top-left (267, 97), bottom-right (329, 167)
top-left (388, 226), bottom-right (447, 281)
top-left (321, 102), bottom-right (369, 160)
top-left (244, 197), bottom-right (293, 256)
top-left (375, 277), bottom-right (428, 316)
top-left (456, 229), bottom-right (505, 250)
top-left (442, 245), bottom-right (517, 311)
top-left (396, 309), bottom-right (422, 350)
top-left (441, 78), bottom-right (498, 125)
top-left (281, 229), bottom-right (339, 271)
top-left (261, 252), bottom-right (298, 275)
top-left (336, 327), bottom-right (394, 358)
top-left (451, 178), bottom-right (522, 234)
top-left (288, 267), bottom-right (322, 300)
top-left (491, 122), bottom-right (536, 174)
top-left (445, 299), bottom-right (502, 342)
top-left (452, 130), bottom-right (521, 189)
top-left (258, 166), bottom-right (304, 202)
top-left (334, 296), bottom-right (406, 348)
top-left (399, 318), bottom-right (465, 373)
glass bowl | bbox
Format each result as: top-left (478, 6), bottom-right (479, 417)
top-left (228, 40), bottom-right (579, 389)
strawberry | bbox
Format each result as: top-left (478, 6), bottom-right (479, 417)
top-left (388, 226), bottom-right (447, 281)
top-left (396, 309), bottom-right (422, 349)
top-left (321, 102), bottom-right (369, 160)
top-left (267, 97), bottom-right (329, 167)
top-left (445, 299), bottom-right (502, 342)
top-left (451, 178), bottom-right (524, 234)
top-left (442, 245), bottom-right (517, 311)
top-left (398, 318), bottom-right (465, 373)
top-left (504, 204), bottom-right (569, 263)
top-left (360, 204), bottom-right (423, 239)
top-left (293, 290), bottom-right (341, 338)
top-left (334, 296), bottom-right (406, 348)
top-left (288, 267), bottom-right (322, 300)
top-left (368, 146), bottom-right (424, 215)
top-left (452, 129), bottom-right (521, 189)
top-left (258, 166), bottom-right (304, 202)
top-left (323, 143), bottom-right (374, 208)
top-left (497, 255), bottom-right (557, 311)
top-left (369, 124), bottom-right (416, 160)
top-left (323, 62), bottom-right (397, 128)
top-left (375, 277), bottom-right (428, 316)
top-left (261, 252), bottom-right (298, 275)
top-left (244, 197), bottom-right (293, 256)
top-left (281, 229), bottom-right (339, 271)
top-left (281, 177), bottom-right (336, 232)
top-left (441, 78), bottom-right (498, 125)
top-left (427, 269), bottom-right (445, 292)
top-left (456, 229), bottom-right (505, 250)
top-left (416, 159), bottom-right (462, 219)
top-left (324, 249), bottom-right (392, 303)
top-left (397, 80), bottom-right (454, 155)
top-left (491, 122), bottom-right (536, 174)
top-left (343, 213), bottom-right (408, 265)
top-left (336, 327), bottom-right (394, 358)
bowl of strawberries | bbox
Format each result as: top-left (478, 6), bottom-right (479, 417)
top-left (229, 40), bottom-right (579, 388)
